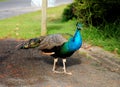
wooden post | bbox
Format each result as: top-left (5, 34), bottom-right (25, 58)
top-left (41, 0), bottom-right (47, 36)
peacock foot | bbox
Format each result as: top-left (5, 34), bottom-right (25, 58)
top-left (52, 70), bottom-right (63, 74)
top-left (63, 71), bottom-right (72, 75)
top-left (52, 70), bottom-right (72, 75)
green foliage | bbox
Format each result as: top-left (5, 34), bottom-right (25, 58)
top-left (99, 22), bottom-right (120, 40)
top-left (73, 0), bottom-right (120, 26)
top-left (82, 26), bottom-right (120, 54)
top-left (71, 0), bottom-right (120, 52)
top-left (62, 3), bottom-right (76, 21)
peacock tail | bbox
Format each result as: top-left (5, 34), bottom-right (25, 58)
top-left (17, 36), bottom-right (45, 49)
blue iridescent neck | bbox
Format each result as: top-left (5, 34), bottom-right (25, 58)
top-left (68, 29), bottom-right (82, 51)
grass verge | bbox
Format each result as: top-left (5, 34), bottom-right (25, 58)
top-left (0, 5), bottom-right (75, 39)
top-left (0, 0), bottom-right (7, 2)
top-left (0, 5), bottom-right (120, 55)
top-left (82, 26), bottom-right (120, 54)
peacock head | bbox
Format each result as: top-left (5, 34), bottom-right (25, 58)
top-left (76, 22), bottom-right (82, 30)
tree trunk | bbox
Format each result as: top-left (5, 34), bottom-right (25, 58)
top-left (41, 0), bottom-right (47, 36)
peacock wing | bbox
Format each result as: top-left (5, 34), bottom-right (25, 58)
top-left (38, 34), bottom-right (67, 50)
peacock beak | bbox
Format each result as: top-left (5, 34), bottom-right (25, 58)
top-left (76, 22), bottom-right (83, 30)
top-left (77, 27), bottom-right (82, 30)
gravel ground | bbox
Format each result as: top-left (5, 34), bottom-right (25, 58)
top-left (0, 39), bottom-right (120, 87)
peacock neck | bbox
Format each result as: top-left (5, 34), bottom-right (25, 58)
top-left (73, 29), bottom-right (81, 40)
top-left (68, 29), bottom-right (82, 51)
top-left (60, 29), bottom-right (82, 54)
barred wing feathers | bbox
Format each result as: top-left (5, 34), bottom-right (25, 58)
top-left (39, 34), bottom-right (67, 50)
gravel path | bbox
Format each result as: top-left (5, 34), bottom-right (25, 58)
top-left (0, 39), bottom-right (120, 87)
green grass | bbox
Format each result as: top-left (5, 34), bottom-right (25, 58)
top-left (82, 26), bottom-right (120, 54)
top-left (0, 5), bottom-right (120, 55)
top-left (0, 11), bottom-right (41, 39)
top-left (0, 0), bottom-right (7, 2)
top-left (0, 5), bottom-right (75, 39)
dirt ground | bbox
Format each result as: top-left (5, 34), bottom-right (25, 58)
top-left (0, 39), bottom-right (120, 87)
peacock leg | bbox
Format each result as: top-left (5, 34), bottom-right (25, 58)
top-left (52, 58), bottom-right (58, 71)
top-left (52, 58), bottom-right (62, 73)
top-left (62, 59), bottom-right (72, 75)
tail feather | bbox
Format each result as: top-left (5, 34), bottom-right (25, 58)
top-left (16, 37), bottom-right (45, 49)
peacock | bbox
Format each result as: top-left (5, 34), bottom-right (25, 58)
top-left (17, 23), bottom-right (82, 75)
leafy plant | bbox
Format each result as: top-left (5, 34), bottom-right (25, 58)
top-left (73, 0), bottom-right (120, 26)
top-left (62, 3), bottom-right (77, 21)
